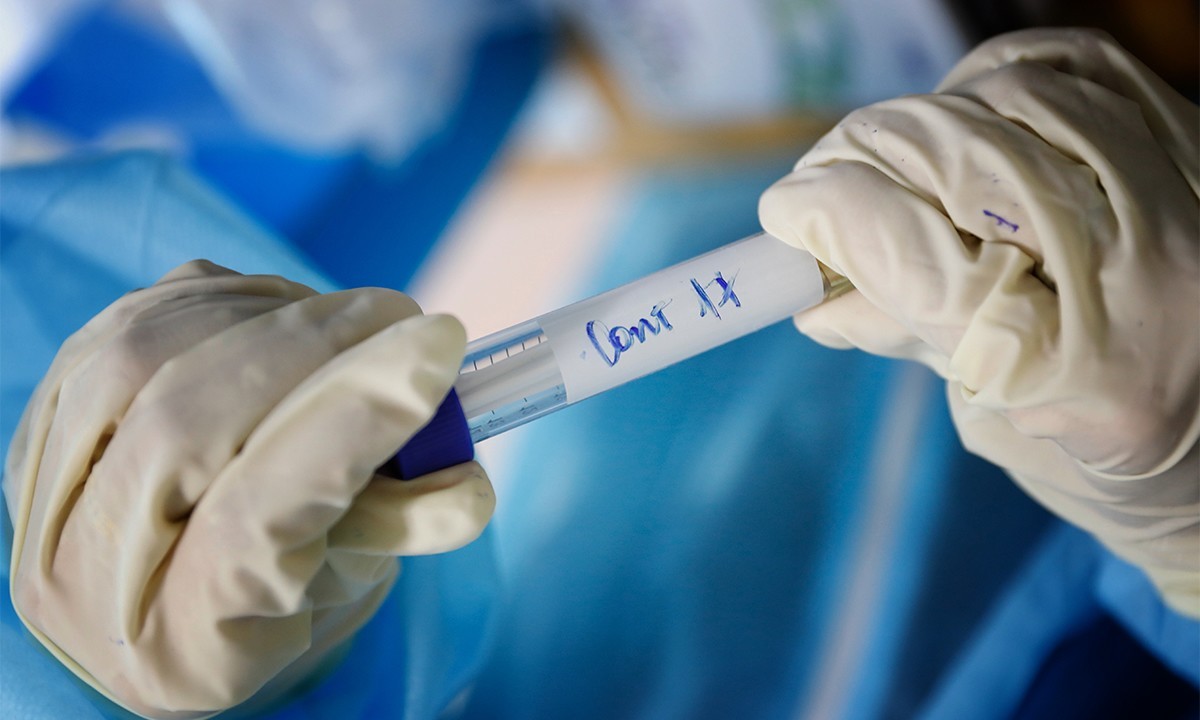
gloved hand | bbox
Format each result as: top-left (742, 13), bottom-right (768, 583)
top-left (3, 261), bottom-right (495, 718)
top-left (760, 29), bottom-right (1199, 616)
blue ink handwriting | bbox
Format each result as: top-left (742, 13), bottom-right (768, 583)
top-left (983, 209), bottom-right (1019, 233)
top-left (587, 301), bottom-right (674, 368)
top-left (691, 271), bottom-right (740, 319)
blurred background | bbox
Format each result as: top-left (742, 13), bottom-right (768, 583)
top-left (2, 0), bottom-right (1193, 339)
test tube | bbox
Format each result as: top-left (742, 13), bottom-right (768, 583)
top-left (389, 232), bottom-right (842, 478)
top-left (456, 231), bottom-right (840, 442)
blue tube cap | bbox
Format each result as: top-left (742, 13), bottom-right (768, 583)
top-left (381, 389), bottom-right (475, 480)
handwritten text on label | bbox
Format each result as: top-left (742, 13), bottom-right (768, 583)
top-left (585, 270), bottom-right (742, 369)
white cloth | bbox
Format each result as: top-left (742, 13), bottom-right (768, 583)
top-left (4, 260), bottom-right (495, 718)
top-left (760, 28), bottom-right (1200, 617)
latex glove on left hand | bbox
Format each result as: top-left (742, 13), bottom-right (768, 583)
top-left (760, 29), bottom-right (1199, 616)
top-left (4, 261), bottom-right (495, 718)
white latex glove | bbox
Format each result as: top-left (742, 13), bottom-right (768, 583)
top-left (4, 261), bottom-right (496, 718)
top-left (760, 28), bottom-right (1199, 616)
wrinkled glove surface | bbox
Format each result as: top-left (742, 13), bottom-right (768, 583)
top-left (760, 28), bottom-right (1199, 616)
top-left (4, 261), bottom-right (495, 718)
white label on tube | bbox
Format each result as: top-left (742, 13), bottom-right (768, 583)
top-left (538, 233), bottom-right (825, 403)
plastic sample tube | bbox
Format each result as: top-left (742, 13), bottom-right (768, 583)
top-left (389, 232), bottom-right (840, 478)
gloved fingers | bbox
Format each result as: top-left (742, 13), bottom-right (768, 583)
top-left (936, 28), bottom-right (1200, 184)
top-left (763, 154), bottom-right (1140, 463)
top-left (8, 265), bottom-right (315, 577)
top-left (791, 297), bottom-right (858, 350)
top-left (943, 56), bottom-right (1197, 260)
top-left (9, 259), bottom-right (312, 495)
top-left (761, 160), bottom-right (1061, 373)
top-left (760, 77), bottom-right (1198, 460)
top-left (791, 89), bottom-right (1129, 290)
top-left (762, 27), bottom-right (1200, 625)
top-left (793, 290), bottom-right (952, 376)
top-left (328, 461), bottom-right (496, 557)
top-left (940, 62), bottom-right (1199, 472)
top-left (93, 287), bottom-right (422, 509)
top-left (54, 288), bottom-right (423, 629)
top-left (308, 461), bottom-right (496, 615)
top-left (165, 313), bottom-right (466, 618)
top-left (947, 385), bottom-right (1200, 617)
top-left (85, 261), bottom-right (317, 363)
top-left (154, 258), bottom-right (244, 282)
top-left (13, 293), bottom-right (293, 569)
top-left (309, 550), bottom-right (398, 610)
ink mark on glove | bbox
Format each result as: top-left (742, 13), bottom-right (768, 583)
top-left (983, 209), bottom-right (1019, 233)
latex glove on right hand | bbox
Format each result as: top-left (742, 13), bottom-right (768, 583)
top-left (760, 29), bottom-right (1199, 616)
top-left (4, 261), bottom-right (495, 718)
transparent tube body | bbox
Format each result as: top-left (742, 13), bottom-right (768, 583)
top-left (456, 321), bottom-right (566, 443)
top-left (455, 232), bottom-right (835, 443)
